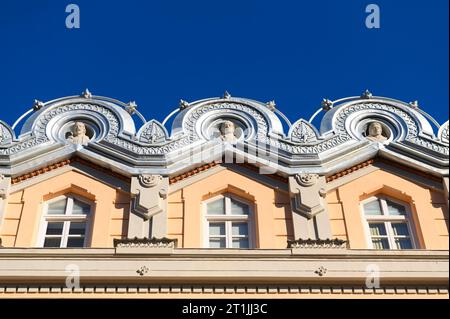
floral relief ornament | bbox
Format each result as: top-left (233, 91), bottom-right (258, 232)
top-left (295, 173), bottom-right (319, 187)
top-left (138, 174), bottom-right (162, 188)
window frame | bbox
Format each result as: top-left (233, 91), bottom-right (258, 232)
top-left (202, 194), bottom-right (254, 249)
top-left (38, 194), bottom-right (93, 248)
top-left (360, 195), bottom-right (417, 250)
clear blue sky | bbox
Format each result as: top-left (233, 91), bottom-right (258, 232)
top-left (0, 0), bottom-right (448, 130)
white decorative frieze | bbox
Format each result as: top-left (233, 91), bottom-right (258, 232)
top-left (0, 93), bottom-right (447, 178)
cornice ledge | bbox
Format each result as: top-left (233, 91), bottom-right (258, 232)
top-left (288, 238), bottom-right (348, 249)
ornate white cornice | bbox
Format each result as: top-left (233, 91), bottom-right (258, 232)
top-left (0, 93), bottom-right (448, 179)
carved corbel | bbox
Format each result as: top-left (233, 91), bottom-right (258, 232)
top-left (130, 175), bottom-right (168, 220)
top-left (128, 174), bottom-right (169, 238)
top-left (289, 173), bottom-right (327, 218)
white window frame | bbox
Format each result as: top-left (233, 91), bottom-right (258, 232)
top-left (38, 194), bottom-right (92, 248)
top-left (202, 194), bottom-right (254, 249)
top-left (360, 195), bottom-right (417, 250)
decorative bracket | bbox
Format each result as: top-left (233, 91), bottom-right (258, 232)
top-left (289, 173), bottom-right (327, 218)
top-left (130, 175), bottom-right (168, 220)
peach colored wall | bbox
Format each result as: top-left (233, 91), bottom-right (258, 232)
top-left (0, 170), bottom-right (130, 248)
top-left (0, 190), bottom-right (24, 247)
top-left (167, 169), bottom-right (293, 249)
top-left (2, 165), bottom-right (447, 250)
top-left (328, 169), bottom-right (449, 250)
top-left (326, 189), bottom-right (348, 242)
top-left (168, 189), bottom-right (184, 246)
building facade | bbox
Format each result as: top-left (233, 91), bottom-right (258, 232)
top-left (0, 90), bottom-right (448, 298)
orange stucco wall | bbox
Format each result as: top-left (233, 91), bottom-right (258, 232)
top-left (327, 169), bottom-right (448, 250)
top-left (0, 170), bottom-right (130, 248)
top-left (168, 168), bottom-right (293, 249)
top-left (1, 164), bottom-right (447, 250)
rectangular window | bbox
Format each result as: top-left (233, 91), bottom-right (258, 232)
top-left (363, 197), bottom-right (415, 250)
top-left (41, 196), bottom-right (91, 248)
top-left (205, 195), bottom-right (252, 249)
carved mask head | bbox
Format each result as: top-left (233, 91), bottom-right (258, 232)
top-left (72, 122), bottom-right (87, 137)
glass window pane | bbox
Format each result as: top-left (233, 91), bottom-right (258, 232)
top-left (395, 238), bottom-right (413, 249)
top-left (209, 222), bottom-right (225, 236)
top-left (392, 223), bottom-right (410, 236)
top-left (44, 237), bottom-right (61, 247)
top-left (45, 222), bottom-right (64, 235)
top-left (230, 199), bottom-right (249, 215)
top-left (363, 200), bottom-right (382, 215)
top-left (209, 238), bottom-right (226, 248)
top-left (69, 222), bottom-right (86, 235)
top-left (232, 238), bottom-right (249, 248)
top-left (71, 199), bottom-right (91, 215)
top-left (369, 223), bottom-right (387, 236)
top-left (207, 199), bottom-right (225, 215)
top-left (372, 238), bottom-right (389, 249)
top-left (232, 223), bottom-right (248, 236)
top-left (47, 199), bottom-right (67, 215)
top-left (386, 200), bottom-right (406, 216)
top-left (67, 237), bottom-right (85, 248)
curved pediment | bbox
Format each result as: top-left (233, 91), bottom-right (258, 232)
top-left (0, 90), bottom-right (448, 178)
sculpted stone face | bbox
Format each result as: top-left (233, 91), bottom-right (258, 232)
top-left (67, 121), bottom-right (90, 145)
top-left (219, 120), bottom-right (237, 143)
top-left (367, 122), bottom-right (387, 142)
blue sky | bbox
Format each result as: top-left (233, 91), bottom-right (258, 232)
top-left (0, 0), bottom-right (448, 131)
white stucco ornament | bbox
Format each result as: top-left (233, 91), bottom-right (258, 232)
top-left (366, 121), bottom-right (388, 142)
top-left (66, 122), bottom-right (90, 146)
top-left (0, 91), bottom-right (446, 178)
top-left (219, 120), bottom-right (238, 143)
